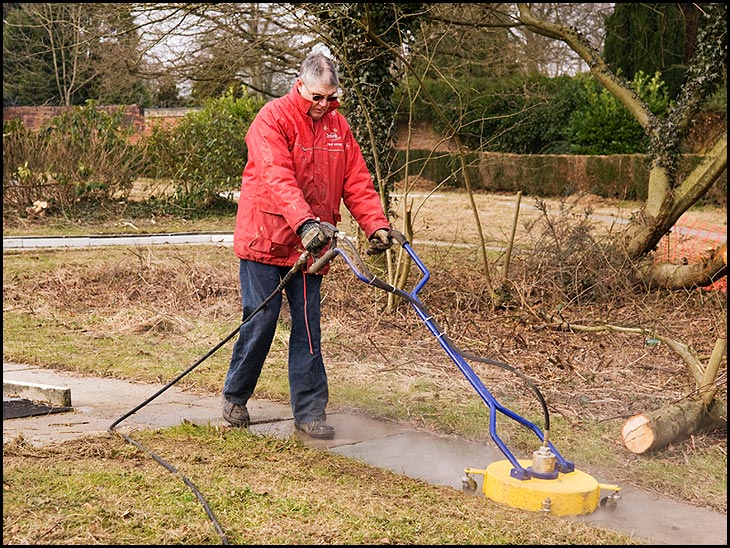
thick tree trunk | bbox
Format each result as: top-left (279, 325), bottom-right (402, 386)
top-left (634, 241), bottom-right (727, 290)
top-left (621, 399), bottom-right (727, 454)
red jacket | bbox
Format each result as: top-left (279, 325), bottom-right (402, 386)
top-left (233, 83), bottom-right (390, 269)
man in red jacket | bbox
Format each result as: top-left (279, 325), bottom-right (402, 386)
top-left (222, 52), bottom-right (392, 439)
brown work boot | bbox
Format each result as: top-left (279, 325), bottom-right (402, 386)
top-left (222, 398), bottom-right (250, 427)
top-left (295, 420), bottom-right (335, 440)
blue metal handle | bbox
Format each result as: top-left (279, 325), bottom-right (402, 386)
top-left (320, 228), bottom-right (574, 478)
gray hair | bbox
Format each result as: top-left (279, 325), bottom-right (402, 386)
top-left (299, 52), bottom-right (339, 87)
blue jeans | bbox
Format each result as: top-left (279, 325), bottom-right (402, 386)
top-left (223, 259), bottom-right (328, 424)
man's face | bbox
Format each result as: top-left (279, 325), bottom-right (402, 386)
top-left (298, 79), bottom-right (339, 120)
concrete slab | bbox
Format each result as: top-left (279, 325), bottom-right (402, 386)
top-left (2, 362), bottom-right (726, 545)
top-left (4, 379), bottom-right (72, 407)
top-left (2, 362), bottom-right (289, 445)
top-left (3, 233), bottom-right (234, 250)
top-left (329, 427), bottom-right (501, 491)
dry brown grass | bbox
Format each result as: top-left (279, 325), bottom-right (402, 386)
top-left (3, 189), bottom-right (727, 517)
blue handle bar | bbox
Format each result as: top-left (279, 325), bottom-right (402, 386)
top-left (310, 226), bottom-right (574, 479)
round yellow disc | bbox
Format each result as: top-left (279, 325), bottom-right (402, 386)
top-left (484, 459), bottom-right (600, 516)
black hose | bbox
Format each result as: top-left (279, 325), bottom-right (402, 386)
top-left (108, 251), bottom-right (310, 545)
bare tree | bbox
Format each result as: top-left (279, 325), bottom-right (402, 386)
top-left (7, 3), bottom-right (724, 294)
top-left (378, 3), bottom-right (725, 449)
top-left (511, 3), bottom-right (727, 450)
top-left (400, 4), bottom-right (725, 291)
top-left (3, 3), bottom-right (150, 106)
top-left (129, 3), bottom-right (318, 101)
top-left (515, 2), bottom-right (614, 76)
top-left (514, 3), bottom-right (726, 290)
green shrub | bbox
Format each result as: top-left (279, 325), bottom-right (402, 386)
top-left (399, 74), bottom-right (586, 154)
top-left (2, 101), bottom-right (140, 216)
top-left (567, 71), bottom-right (671, 154)
top-left (398, 71), bottom-right (674, 156)
top-left (463, 74), bottom-right (584, 154)
top-left (143, 88), bottom-right (265, 209)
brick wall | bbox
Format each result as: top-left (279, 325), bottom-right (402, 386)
top-left (2, 105), bottom-right (196, 142)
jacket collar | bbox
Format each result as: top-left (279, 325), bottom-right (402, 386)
top-left (289, 82), bottom-right (340, 116)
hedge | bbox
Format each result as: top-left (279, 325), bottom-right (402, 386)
top-left (395, 150), bottom-right (727, 206)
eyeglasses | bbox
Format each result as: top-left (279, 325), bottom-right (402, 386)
top-left (301, 81), bottom-right (338, 103)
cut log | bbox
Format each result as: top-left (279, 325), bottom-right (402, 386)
top-left (621, 399), bottom-right (727, 454)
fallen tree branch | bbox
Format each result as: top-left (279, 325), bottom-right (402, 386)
top-left (635, 243), bottom-right (727, 291)
top-left (536, 311), bottom-right (721, 387)
top-left (621, 398), bottom-right (727, 454)
top-left (536, 311), bottom-right (727, 452)
top-left (701, 338), bottom-right (727, 405)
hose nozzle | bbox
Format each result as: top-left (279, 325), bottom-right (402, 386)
top-left (531, 445), bottom-right (557, 475)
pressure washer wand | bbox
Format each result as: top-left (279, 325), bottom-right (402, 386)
top-left (320, 227), bottom-right (571, 478)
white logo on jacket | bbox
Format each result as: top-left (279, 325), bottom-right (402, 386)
top-left (325, 127), bottom-right (343, 149)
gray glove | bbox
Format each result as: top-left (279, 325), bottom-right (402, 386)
top-left (368, 228), bottom-right (392, 255)
top-left (298, 220), bottom-right (330, 254)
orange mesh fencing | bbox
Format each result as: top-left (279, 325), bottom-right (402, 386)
top-left (657, 218), bottom-right (727, 292)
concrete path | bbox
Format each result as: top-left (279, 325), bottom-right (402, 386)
top-left (3, 362), bottom-right (726, 545)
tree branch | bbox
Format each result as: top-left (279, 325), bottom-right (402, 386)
top-left (536, 311), bottom-right (723, 389)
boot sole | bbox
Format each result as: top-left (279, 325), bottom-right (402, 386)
top-left (295, 425), bottom-right (335, 440)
